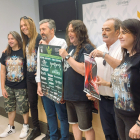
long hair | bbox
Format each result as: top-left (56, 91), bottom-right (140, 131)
top-left (120, 19), bottom-right (140, 62)
top-left (6, 31), bottom-right (23, 55)
top-left (20, 17), bottom-right (38, 57)
top-left (66, 20), bottom-right (95, 58)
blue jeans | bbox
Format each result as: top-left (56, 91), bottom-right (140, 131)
top-left (42, 96), bottom-right (69, 140)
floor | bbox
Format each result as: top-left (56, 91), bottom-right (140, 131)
top-left (0, 115), bottom-right (45, 140)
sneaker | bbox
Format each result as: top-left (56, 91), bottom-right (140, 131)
top-left (0, 124), bottom-right (15, 138)
top-left (19, 124), bottom-right (29, 139)
top-left (26, 127), bottom-right (41, 140)
top-left (42, 134), bottom-right (50, 140)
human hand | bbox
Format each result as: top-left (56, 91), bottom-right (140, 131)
top-left (2, 88), bottom-right (8, 98)
top-left (2, 49), bottom-right (7, 53)
top-left (129, 123), bottom-right (140, 139)
top-left (86, 94), bottom-right (96, 101)
top-left (89, 49), bottom-right (103, 58)
top-left (95, 76), bottom-right (109, 87)
top-left (37, 85), bottom-right (43, 96)
top-left (60, 96), bottom-right (65, 104)
top-left (39, 39), bottom-right (47, 45)
top-left (59, 48), bottom-right (68, 59)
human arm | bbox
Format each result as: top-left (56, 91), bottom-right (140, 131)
top-left (95, 76), bottom-right (111, 87)
top-left (129, 115), bottom-right (140, 139)
top-left (59, 48), bottom-right (85, 76)
top-left (89, 49), bottom-right (121, 69)
top-left (37, 82), bottom-right (43, 96)
top-left (1, 64), bottom-right (8, 98)
top-left (35, 48), bottom-right (41, 83)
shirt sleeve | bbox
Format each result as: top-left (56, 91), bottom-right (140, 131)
top-left (35, 48), bottom-right (41, 82)
top-left (60, 39), bottom-right (67, 49)
top-left (1, 53), bottom-right (6, 65)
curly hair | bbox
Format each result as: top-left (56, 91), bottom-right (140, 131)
top-left (66, 20), bottom-right (95, 58)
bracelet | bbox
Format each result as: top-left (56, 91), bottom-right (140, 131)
top-left (136, 120), bottom-right (140, 127)
top-left (137, 119), bottom-right (140, 123)
top-left (110, 82), bottom-right (112, 88)
top-left (103, 52), bottom-right (108, 59)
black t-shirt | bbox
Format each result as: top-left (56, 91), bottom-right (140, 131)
top-left (112, 53), bottom-right (140, 115)
top-left (64, 44), bottom-right (94, 101)
top-left (26, 34), bottom-right (42, 79)
top-left (1, 49), bottom-right (27, 89)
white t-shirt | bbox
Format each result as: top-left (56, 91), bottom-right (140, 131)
top-left (95, 40), bottom-right (122, 97)
top-left (35, 35), bottom-right (67, 82)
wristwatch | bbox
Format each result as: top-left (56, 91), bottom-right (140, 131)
top-left (102, 52), bottom-right (108, 58)
top-left (65, 55), bottom-right (71, 60)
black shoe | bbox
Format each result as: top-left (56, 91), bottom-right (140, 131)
top-left (27, 127), bottom-right (41, 140)
top-left (42, 134), bottom-right (50, 140)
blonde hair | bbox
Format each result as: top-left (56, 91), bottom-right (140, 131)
top-left (20, 17), bottom-right (38, 57)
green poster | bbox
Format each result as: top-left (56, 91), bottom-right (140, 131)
top-left (39, 44), bottom-right (63, 103)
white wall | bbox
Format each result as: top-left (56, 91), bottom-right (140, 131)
top-left (0, 0), bottom-right (40, 96)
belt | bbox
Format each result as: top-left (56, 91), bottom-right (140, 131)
top-left (103, 96), bottom-right (114, 100)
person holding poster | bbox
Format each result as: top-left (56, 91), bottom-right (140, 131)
top-left (87, 18), bottom-right (122, 140)
top-left (59, 20), bottom-right (95, 140)
top-left (36, 19), bottom-right (69, 140)
top-left (95, 19), bottom-right (140, 140)
top-left (20, 16), bottom-right (42, 140)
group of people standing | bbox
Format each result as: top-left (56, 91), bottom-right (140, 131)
top-left (0, 15), bottom-right (140, 140)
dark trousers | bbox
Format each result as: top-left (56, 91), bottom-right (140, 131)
top-left (99, 95), bottom-right (119, 140)
top-left (27, 78), bottom-right (40, 128)
top-left (115, 107), bottom-right (140, 140)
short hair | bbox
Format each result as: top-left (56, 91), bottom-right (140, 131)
top-left (39, 19), bottom-right (56, 33)
top-left (106, 18), bottom-right (122, 31)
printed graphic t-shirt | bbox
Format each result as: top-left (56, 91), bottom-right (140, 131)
top-left (1, 49), bottom-right (27, 89)
top-left (111, 53), bottom-right (140, 114)
top-left (64, 44), bottom-right (94, 101)
top-left (26, 34), bottom-right (42, 79)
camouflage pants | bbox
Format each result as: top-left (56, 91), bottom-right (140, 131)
top-left (4, 85), bottom-right (29, 114)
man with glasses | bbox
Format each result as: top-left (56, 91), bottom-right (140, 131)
top-left (87, 18), bottom-right (122, 140)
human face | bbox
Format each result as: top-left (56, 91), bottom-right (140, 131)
top-left (20, 19), bottom-right (30, 36)
top-left (8, 34), bottom-right (18, 48)
top-left (40, 22), bottom-right (54, 41)
top-left (118, 27), bottom-right (135, 52)
top-left (68, 24), bottom-right (78, 46)
top-left (102, 20), bottom-right (119, 46)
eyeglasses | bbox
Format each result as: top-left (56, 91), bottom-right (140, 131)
top-left (20, 16), bottom-right (33, 21)
top-left (103, 60), bottom-right (106, 66)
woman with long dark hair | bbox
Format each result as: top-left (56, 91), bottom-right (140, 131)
top-left (0, 31), bottom-right (29, 139)
top-left (20, 16), bottom-right (42, 140)
top-left (59, 20), bottom-right (95, 140)
top-left (91, 19), bottom-right (140, 140)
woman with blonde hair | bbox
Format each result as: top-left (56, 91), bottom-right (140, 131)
top-left (0, 31), bottom-right (29, 139)
top-left (20, 16), bottom-right (42, 140)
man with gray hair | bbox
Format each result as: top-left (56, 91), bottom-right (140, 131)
top-left (36, 19), bottom-right (69, 140)
top-left (87, 18), bottom-right (122, 140)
